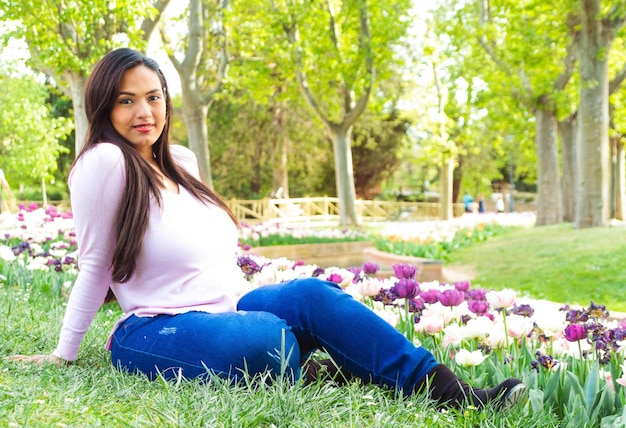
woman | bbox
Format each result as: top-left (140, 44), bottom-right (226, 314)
top-left (9, 48), bottom-right (525, 410)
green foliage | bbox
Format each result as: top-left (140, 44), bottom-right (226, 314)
top-left (373, 224), bottom-right (507, 261)
top-left (0, 73), bottom-right (72, 186)
top-left (0, 0), bottom-right (156, 78)
top-left (239, 229), bottom-right (370, 248)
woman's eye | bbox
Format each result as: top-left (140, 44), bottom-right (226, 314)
top-left (148, 95), bottom-right (161, 102)
top-left (118, 99), bottom-right (133, 105)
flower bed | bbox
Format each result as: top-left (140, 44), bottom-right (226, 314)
top-left (1, 205), bottom-right (626, 425)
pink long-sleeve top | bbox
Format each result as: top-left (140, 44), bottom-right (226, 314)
top-left (53, 143), bottom-right (249, 361)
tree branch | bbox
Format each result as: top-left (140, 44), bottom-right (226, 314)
top-left (610, 61), bottom-right (626, 94)
top-left (141, 0), bottom-right (172, 41)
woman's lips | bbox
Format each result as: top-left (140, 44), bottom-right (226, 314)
top-left (134, 124), bottom-right (154, 133)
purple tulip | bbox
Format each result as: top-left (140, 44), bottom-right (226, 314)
top-left (467, 299), bottom-right (489, 315)
top-left (453, 281), bottom-right (471, 292)
top-left (438, 289), bottom-right (465, 307)
top-left (564, 323), bottom-right (588, 342)
top-left (420, 289), bottom-right (440, 304)
top-left (362, 262), bottom-right (380, 275)
top-left (466, 288), bottom-right (487, 301)
top-left (565, 309), bottom-right (589, 323)
top-left (236, 256), bottom-right (263, 276)
top-left (512, 304), bottom-right (535, 318)
top-left (392, 263), bottom-right (417, 280)
top-left (327, 273), bottom-right (344, 284)
top-left (346, 266), bottom-right (362, 283)
top-left (394, 278), bottom-right (418, 299)
top-left (588, 301), bottom-right (609, 320)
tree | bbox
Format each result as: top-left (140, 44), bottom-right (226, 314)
top-left (161, 0), bottom-right (229, 188)
top-left (0, 0), bottom-right (171, 154)
top-left (0, 73), bottom-right (72, 188)
top-left (576, 0), bottom-right (626, 228)
top-left (474, 0), bottom-right (578, 226)
top-left (265, 0), bottom-right (412, 225)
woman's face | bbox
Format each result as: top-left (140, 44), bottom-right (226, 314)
top-left (111, 65), bottom-right (166, 160)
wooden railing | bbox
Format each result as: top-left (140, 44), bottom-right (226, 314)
top-left (228, 197), bottom-right (537, 223)
top-left (13, 197), bottom-right (535, 223)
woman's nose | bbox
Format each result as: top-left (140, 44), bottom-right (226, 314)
top-left (135, 100), bottom-right (151, 118)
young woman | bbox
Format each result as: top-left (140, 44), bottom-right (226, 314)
top-left (9, 48), bottom-right (525, 410)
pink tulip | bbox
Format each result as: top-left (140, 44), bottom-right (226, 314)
top-left (486, 289), bottom-right (516, 309)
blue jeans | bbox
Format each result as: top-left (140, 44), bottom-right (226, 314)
top-left (110, 278), bottom-right (438, 394)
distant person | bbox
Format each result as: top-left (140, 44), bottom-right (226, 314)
top-left (462, 192), bottom-right (473, 213)
top-left (496, 196), bottom-right (505, 213)
top-left (478, 194), bottom-right (485, 213)
top-left (0, 168), bottom-right (14, 213)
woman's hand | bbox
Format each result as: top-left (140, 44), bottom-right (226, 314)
top-left (5, 354), bottom-right (68, 366)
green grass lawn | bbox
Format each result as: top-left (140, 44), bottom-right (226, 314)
top-left (0, 291), bottom-right (558, 427)
top-left (4, 222), bottom-right (626, 426)
top-left (445, 223), bottom-right (626, 314)
top-left (0, 266), bottom-right (563, 427)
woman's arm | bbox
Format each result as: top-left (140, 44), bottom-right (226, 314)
top-left (9, 144), bottom-right (126, 364)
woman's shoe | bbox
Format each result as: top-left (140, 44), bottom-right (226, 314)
top-left (420, 364), bottom-right (526, 410)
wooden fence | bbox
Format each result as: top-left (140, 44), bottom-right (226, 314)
top-left (227, 196), bottom-right (535, 223)
top-left (14, 196), bottom-right (535, 223)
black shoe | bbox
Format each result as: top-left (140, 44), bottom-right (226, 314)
top-left (301, 358), bottom-right (355, 386)
top-left (484, 378), bottom-right (526, 409)
top-left (420, 364), bottom-right (526, 410)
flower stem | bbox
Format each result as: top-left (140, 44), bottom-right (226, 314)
top-left (404, 298), bottom-right (414, 343)
top-left (502, 310), bottom-right (510, 349)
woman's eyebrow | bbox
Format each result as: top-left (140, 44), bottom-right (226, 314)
top-left (117, 88), bottom-right (162, 96)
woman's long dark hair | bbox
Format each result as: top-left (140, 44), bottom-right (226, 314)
top-left (74, 48), bottom-right (238, 284)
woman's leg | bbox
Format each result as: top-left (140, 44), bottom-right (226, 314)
top-left (110, 311), bottom-right (301, 382)
top-left (237, 278), bottom-right (438, 394)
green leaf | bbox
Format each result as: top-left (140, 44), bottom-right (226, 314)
top-left (529, 388), bottom-right (545, 413)
top-left (584, 361), bottom-right (600, 415)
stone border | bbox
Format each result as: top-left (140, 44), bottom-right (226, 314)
top-left (243, 242), bottom-right (444, 282)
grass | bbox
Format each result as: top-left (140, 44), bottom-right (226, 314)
top-left (0, 271), bottom-right (563, 426)
top-left (4, 222), bottom-right (626, 426)
top-left (445, 223), bottom-right (626, 314)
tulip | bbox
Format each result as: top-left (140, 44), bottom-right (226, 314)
top-left (392, 263), bottom-right (417, 280)
top-left (415, 314), bottom-right (444, 335)
top-left (442, 324), bottom-right (464, 347)
top-left (362, 262), bottom-right (380, 275)
top-left (438, 289), bottom-right (465, 307)
top-left (394, 278), bottom-right (418, 299)
top-left (454, 349), bottom-right (487, 367)
top-left (453, 280), bottom-right (470, 292)
top-left (467, 299), bottom-right (489, 315)
top-left (467, 287), bottom-right (487, 300)
top-left (356, 278), bottom-right (384, 297)
top-left (564, 323), bottom-right (588, 342)
top-left (486, 288), bottom-right (516, 309)
top-left (419, 289), bottom-right (439, 304)
top-left (506, 314), bottom-right (534, 339)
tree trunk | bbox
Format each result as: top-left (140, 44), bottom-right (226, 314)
top-left (272, 105), bottom-right (289, 198)
top-left (558, 114), bottom-right (578, 222)
top-left (534, 105), bottom-right (563, 225)
top-left (66, 73), bottom-right (88, 154)
top-left (182, 94), bottom-right (212, 187)
top-left (612, 137), bottom-right (625, 220)
top-left (576, 0), bottom-right (611, 228)
top-left (440, 158), bottom-right (454, 220)
top-left (452, 157), bottom-right (463, 204)
top-left (328, 124), bottom-right (358, 225)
